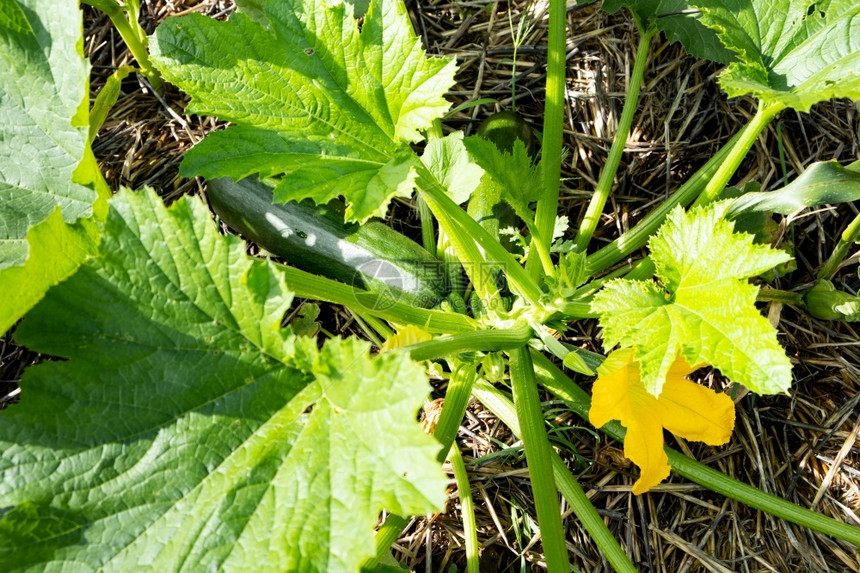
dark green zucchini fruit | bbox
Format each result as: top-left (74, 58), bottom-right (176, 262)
top-left (207, 177), bottom-right (447, 308)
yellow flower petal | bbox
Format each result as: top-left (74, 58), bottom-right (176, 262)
top-left (381, 324), bottom-right (432, 352)
top-left (625, 417), bottom-right (671, 495)
top-left (589, 349), bottom-right (636, 428)
top-left (657, 376), bottom-right (735, 445)
top-left (589, 349), bottom-right (737, 494)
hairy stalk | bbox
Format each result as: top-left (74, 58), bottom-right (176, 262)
top-left (473, 380), bottom-right (638, 573)
top-left (567, 257), bottom-right (654, 304)
top-left (818, 211), bottom-right (860, 279)
top-left (590, 103), bottom-right (792, 273)
top-left (82, 0), bottom-right (162, 91)
top-left (430, 194), bottom-right (499, 305)
top-left (362, 312), bottom-right (394, 339)
top-left (419, 119), bottom-right (442, 255)
top-left (449, 444), bottom-right (480, 573)
top-left (555, 300), bottom-right (598, 319)
top-left (404, 324), bottom-right (533, 362)
top-left (434, 364), bottom-right (478, 463)
top-left (278, 264), bottom-right (477, 333)
top-left (757, 288), bottom-right (804, 306)
top-left (416, 166), bottom-right (544, 304)
top-left (529, 0), bottom-right (568, 280)
top-left (508, 347), bottom-right (570, 570)
top-left (417, 196), bottom-right (437, 256)
top-left (521, 218), bottom-right (557, 278)
top-left (348, 312), bottom-right (384, 347)
top-left (691, 102), bottom-right (784, 207)
top-left (530, 352), bottom-right (860, 546)
top-left (573, 28), bottom-right (656, 252)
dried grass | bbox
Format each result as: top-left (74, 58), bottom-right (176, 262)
top-left (1, 0), bottom-right (858, 570)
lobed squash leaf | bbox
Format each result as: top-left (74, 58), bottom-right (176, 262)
top-left (592, 202), bottom-right (793, 396)
top-left (151, 0), bottom-right (457, 222)
top-left (0, 0), bottom-right (106, 332)
top-left (693, 0), bottom-right (860, 110)
top-left (0, 188), bottom-right (445, 573)
top-left (602, 0), bottom-right (734, 63)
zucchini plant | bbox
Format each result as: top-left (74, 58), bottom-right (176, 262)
top-left (1, 0), bottom-right (859, 571)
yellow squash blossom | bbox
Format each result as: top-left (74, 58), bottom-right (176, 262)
top-left (590, 348), bottom-right (736, 494)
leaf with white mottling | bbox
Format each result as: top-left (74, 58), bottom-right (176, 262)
top-left (693, 0), bottom-right (860, 110)
top-left (0, 0), bottom-right (105, 332)
top-left (152, 0), bottom-right (456, 222)
top-left (0, 189), bottom-right (445, 572)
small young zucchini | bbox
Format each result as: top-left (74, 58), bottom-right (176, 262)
top-left (207, 177), bottom-right (447, 308)
top-left (469, 110), bottom-right (538, 249)
top-left (475, 110), bottom-right (538, 157)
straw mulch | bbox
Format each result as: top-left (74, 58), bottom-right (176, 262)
top-left (2, 1), bottom-right (859, 571)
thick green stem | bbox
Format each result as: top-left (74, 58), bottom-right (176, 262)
top-left (691, 102), bottom-right (783, 207)
top-left (587, 100), bottom-right (784, 274)
top-left (757, 288), bottom-right (803, 306)
top-left (433, 364), bottom-right (478, 463)
top-left (278, 264), bottom-right (477, 334)
top-left (555, 300), bottom-right (598, 319)
top-left (818, 211), bottom-right (860, 279)
top-left (523, 220), bottom-right (557, 278)
top-left (449, 445), bottom-right (481, 573)
top-left (567, 257), bottom-right (654, 306)
top-left (573, 28), bottom-right (656, 253)
top-left (417, 196), bottom-right (437, 256)
top-left (348, 312), bottom-right (383, 347)
top-left (82, 0), bottom-right (162, 91)
top-left (404, 323), bottom-right (533, 362)
top-left (437, 367), bottom-right (480, 573)
top-left (585, 130), bottom-right (743, 275)
top-left (665, 450), bottom-right (860, 545)
top-left (508, 347), bottom-right (570, 570)
top-left (530, 352), bottom-right (860, 546)
top-left (529, 0), bottom-right (568, 280)
top-left (473, 380), bottom-right (637, 573)
top-left (430, 193), bottom-right (499, 305)
top-left (416, 166), bottom-right (544, 304)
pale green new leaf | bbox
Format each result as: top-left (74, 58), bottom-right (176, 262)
top-left (545, 250), bottom-right (588, 300)
top-left (0, 0), bottom-right (104, 332)
top-left (420, 132), bottom-right (485, 204)
top-left (152, 0), bottom-right (456, 222)
top-left (592, 202), bottom-right (793, 396)
top-left (0, 189), bottom-right (445, 572)
top-left (693, 0), bottom-right (860, 110)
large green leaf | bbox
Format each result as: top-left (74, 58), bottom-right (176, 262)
top-left (601, 0), bottom-right (734, 63)
top-left (152, 0), bottom-right (456, 222)
top-left (420, 132), bottom-right (484, 204)
top-left (0, 189), bottom-right (445, 572)
top-left (727, 160), bottom-right (860, 216)
top-left (693, 0), bottom-right (860, 110)
top-left (0, 0), bottom-right (104, 332)
top-left (591, 202), bottom-right (793, 396)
